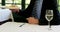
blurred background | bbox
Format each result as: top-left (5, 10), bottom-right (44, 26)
top-left (0, 0), bottom-right (31, 10)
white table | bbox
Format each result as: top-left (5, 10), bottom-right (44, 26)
top-left (0, 22), bottom-right (60, 32)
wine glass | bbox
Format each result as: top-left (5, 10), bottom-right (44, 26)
top-left (45, 10), bottom-right (53, 30)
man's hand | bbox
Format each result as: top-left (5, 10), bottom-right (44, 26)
top-left (10, 9), bottom-right (19, 13)
top-left (26, 17), bottom-right (39, 25)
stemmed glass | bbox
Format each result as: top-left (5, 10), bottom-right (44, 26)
top-left (45, 10), bottom-right (53, 30)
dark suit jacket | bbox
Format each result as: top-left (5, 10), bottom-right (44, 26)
top-left (18, 0), bottom-right (60, 25)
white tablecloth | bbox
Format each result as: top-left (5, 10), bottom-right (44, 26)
top-left (0, 9), bottom-right (11, 22)
top-left (0, 22), bottom-right (60, 32)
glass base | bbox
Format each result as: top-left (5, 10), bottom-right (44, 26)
top-left (48, 28), bottom-right (52, 30)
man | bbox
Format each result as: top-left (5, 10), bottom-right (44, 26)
top-left (18, 0), bottom-right (59, 25)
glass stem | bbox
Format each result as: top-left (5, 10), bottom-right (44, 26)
top-left (48, 21), bottom-right (51, 28)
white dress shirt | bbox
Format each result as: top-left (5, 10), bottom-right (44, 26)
top-left (0, 8), bottom-right (11, 22)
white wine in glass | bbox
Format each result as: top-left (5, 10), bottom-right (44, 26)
top-left (45, 10), bottom-right (53, 30)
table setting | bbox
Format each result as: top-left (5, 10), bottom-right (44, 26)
top-left (0, 22), bottom-right (60, 32)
